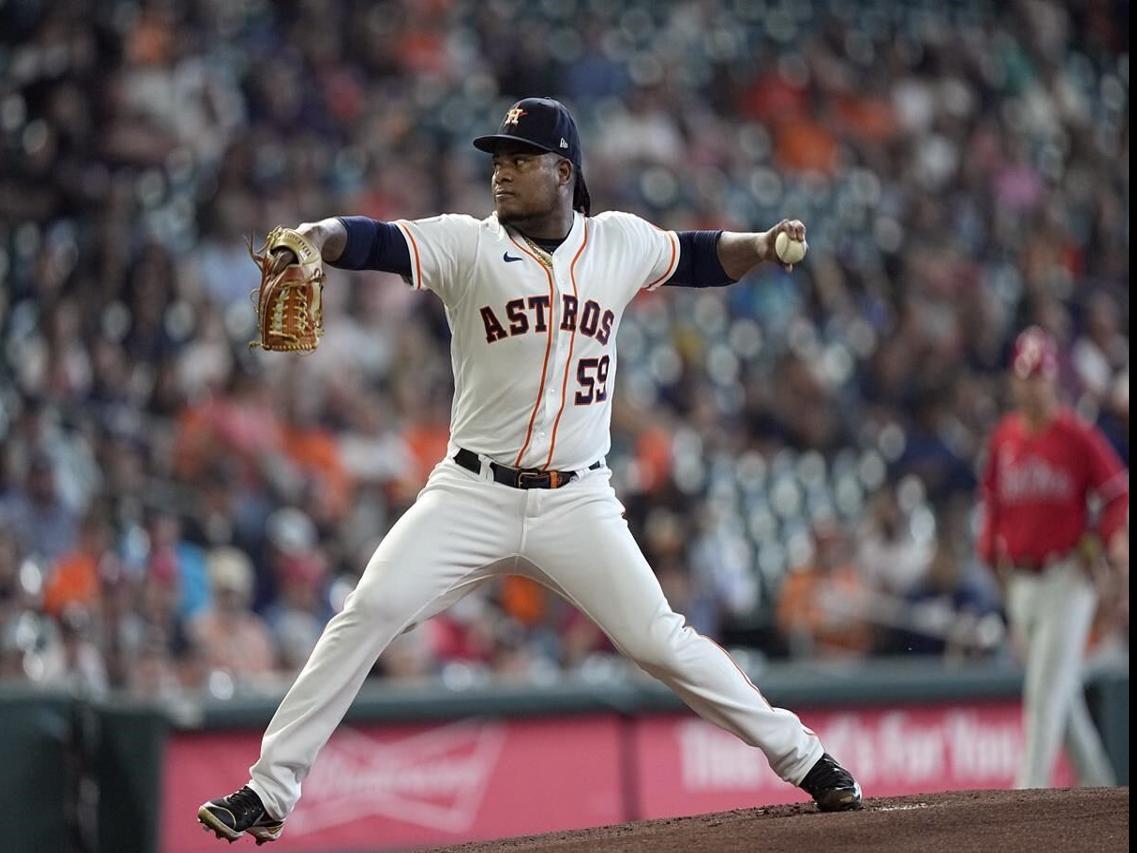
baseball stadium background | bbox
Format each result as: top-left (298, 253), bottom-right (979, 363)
top-left (0, 1), bottom-right (1128, 851)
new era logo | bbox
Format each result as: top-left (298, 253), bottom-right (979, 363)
top-left (560, 138), bottom-right (568, 149)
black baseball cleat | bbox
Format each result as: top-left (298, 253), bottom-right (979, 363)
top-left (799, 753), bottom-right (863, 812)
top-left (197, 785), bottom-right (285, 845)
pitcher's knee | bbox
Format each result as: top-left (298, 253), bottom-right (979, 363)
top-left (342, 579), bottom-right (420, 627)
top-left (625, 613), bottom-right (690, 673)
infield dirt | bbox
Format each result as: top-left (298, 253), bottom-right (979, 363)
top-left (435, 787), bottom-right (1128, 853)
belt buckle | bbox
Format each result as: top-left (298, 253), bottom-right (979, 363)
top-left (517, 470), bottom-right (549, 489)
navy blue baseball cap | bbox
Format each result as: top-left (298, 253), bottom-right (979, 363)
top-left (474, 97), bottom-right (591, 215)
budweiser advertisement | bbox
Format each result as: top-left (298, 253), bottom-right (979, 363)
top-left (634, 701), bottom-right (1075, 818)
top-left (163, 716), bottom-right (623, 852)
top-left (164, 700), bottom-right (1075, 851)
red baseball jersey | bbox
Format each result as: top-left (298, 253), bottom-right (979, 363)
top-left (978, 408), bottom-right (1128, 567)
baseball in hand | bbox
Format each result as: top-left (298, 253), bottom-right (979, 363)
top-left (774, 231), bottom-right (807, 265)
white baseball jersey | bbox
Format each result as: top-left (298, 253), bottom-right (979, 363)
top-left (392, 210), bottom-right (679, 470)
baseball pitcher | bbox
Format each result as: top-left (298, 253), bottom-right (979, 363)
top-left (198, 98), bottom-right (861, 845)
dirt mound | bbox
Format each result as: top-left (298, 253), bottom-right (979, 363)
top-left (435, 787), bottom-right (1128, 853)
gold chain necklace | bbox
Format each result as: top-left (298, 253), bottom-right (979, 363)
top-left (517, 232), bottom-right (554, 269)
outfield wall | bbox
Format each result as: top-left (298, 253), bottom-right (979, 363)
top-left (0, 658), bottom-right (1127, 853)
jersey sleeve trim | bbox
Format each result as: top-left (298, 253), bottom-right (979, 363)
top-left (393, 220), bottom-right (424, 290)
top-left (643, 230), bottom-right (680, 291)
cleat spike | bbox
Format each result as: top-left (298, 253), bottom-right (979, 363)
top-left (800, 753), bottom-right (862, 812)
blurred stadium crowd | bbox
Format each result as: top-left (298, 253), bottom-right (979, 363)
top-left (0, 0), bottom-right (1129, 701)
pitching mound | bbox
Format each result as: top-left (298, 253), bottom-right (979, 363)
top-left (435, 787), bottom-right (1128, 853)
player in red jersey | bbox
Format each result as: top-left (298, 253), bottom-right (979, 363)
top-left (979, 326), bottom-right (1128, 788)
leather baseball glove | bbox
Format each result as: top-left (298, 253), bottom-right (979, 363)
top-left (248, 227), bottom-right (325, 352)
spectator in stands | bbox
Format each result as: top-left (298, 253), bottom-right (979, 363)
top-left (776, 522), bottom-right (873, 659)
top-left (263, 550), bottom-right (331, 672)
top-left (189, 547), bottom-right (276, 684)
top-left (41, 508), bottom-right (111, 618)
top-left (42, 605), bottom-right (109, 697)
top-left (0, 453), bottom-right (79, 569)
top-left (856, 484), bottom-right (934, 598)
top-left (889, 539), bottom-right (1003, 659)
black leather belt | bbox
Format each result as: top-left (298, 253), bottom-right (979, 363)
top-left (454, 448), bottom-right (600, 490)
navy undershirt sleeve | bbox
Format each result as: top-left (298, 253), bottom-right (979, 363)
top-left (665, 230), bottom-right (735, 288)
top-left (332, 216), bottom-right (412, 276)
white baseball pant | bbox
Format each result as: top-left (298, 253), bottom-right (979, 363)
top-left (248, 458), bottom-right (823, 819)
top-left (1005, 557), bottom-right (1116, 788)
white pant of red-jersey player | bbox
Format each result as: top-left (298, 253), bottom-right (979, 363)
top-left (1005, 557), bottom-right (1117, 788)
